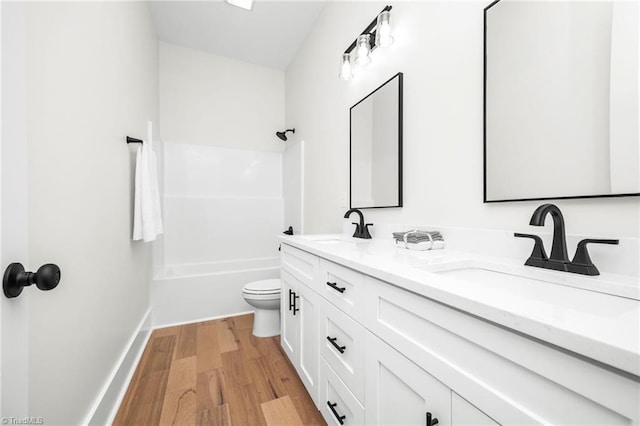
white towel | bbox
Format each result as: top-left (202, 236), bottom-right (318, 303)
top-left (133, 121), bottom-right (163, 242)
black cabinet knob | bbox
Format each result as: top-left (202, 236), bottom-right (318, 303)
top-left (3, 263), bottom-right (61, 298)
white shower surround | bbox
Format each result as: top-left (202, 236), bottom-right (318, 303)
top-left (152, 142), bottom-right (284, 326)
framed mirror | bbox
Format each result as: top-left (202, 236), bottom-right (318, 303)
top-left (350, 72), bottom-right (403, 209)
top-left (484, 0), bottom-right (639, 202)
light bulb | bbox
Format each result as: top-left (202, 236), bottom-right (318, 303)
top-left (355, 34), bottom-right (371, 66)
top-left (339, 53), bottom-right (354, 80)
top-left (375, 11), bottom-right (394, 48)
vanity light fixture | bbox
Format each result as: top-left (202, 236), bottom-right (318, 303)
top-left (375, 10), bottom-right (394, 47)
top-left (225, 0), bottom-right (254, 11)
top-left (339, 5), bottom-right (394, 81)
top-left (339, 53), bottom-right (354, 81)
top-left (355, 34), bottom-right (372, 65)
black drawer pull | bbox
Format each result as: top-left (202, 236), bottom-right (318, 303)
top-left (288, 289), bottom-right (294, 311)
top-left (293, 293), bottom-right (300, 315)
top-left (327, 336), bottom-right (346, 353)
top-left (426, 412), bottom-right (439, 426)
top-left (327, 401), bottom-right (346, 425)
top-left (326, 281), bottom-right (346, 293)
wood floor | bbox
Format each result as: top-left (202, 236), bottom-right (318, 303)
top-left (113, 314), bottom-right (326, 426)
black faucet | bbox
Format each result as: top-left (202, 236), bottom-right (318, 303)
top-left (529, 203), bottom-right (569, 271)
top-left (515, 203), bottom-right (618, 276)
top-left (344, 208), bottom-right (373, 239)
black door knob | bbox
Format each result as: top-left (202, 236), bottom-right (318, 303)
top-left (3, 263), bottom-right (61, 298)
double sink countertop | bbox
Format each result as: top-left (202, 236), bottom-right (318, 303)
top-left (280, 234), bottom-right (640, 378)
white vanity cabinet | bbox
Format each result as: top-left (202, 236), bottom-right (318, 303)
top-left (364, 276), bottom-right (639, 425)
top-left (279, 241), bottom-right (640, 426)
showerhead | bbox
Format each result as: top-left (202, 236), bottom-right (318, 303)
top-left (276, 128), bottom-right (295, 141)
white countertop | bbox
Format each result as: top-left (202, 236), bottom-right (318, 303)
top-left (280, 234), bottom-right (640, 377)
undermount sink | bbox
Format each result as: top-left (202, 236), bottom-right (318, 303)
top-left (297, 235), bottom-right (356, 245)
top-left (417, 259), bottom-right (639, 300)
top-left (314, 239), bottom-right (353, 245)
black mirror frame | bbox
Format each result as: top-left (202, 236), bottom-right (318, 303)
top-left (349, 72), bottom-right (403, 209)
top-left (483, 0), bottom-right (639, 203)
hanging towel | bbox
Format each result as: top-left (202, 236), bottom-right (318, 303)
top-left (133, 121), bottom-right (164, 242)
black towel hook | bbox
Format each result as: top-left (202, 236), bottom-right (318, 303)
top-left (126, 136), bottom-right (143, 144)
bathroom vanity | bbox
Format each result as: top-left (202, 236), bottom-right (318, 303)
top-left (279, 235), bottom-right (640, 425)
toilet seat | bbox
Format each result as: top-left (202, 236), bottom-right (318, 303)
top-left (242, 279), bottom-right (281, 296)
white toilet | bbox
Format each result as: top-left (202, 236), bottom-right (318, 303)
top-left (242, 279), bottom-right (281, 337)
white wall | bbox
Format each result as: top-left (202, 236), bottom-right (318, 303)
top-left (286, 1), bottom-right (639, 239)
top-left (159, 41), bottom-right (285, 152)
top-left (24, 2), bottom-right (158, 424)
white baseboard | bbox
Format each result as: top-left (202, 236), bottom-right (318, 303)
top-left (154, 309), bottom-right (255, 329)
top-left (83, 308), bottom-right (152, 426)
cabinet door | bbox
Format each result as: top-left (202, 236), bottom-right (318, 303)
top-left (297, 282), bottom-right (319, 405)
top-left (365, 331), bottom-right (451, 426)
top-left (280, 270), bottom-right (299, 365)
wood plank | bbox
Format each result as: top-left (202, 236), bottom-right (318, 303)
top-left (196, 403), bottom-right (231, 426)
top-left (197, 323), bottom-right (222, 372)
top-left (248, 356), bottom-right (286, 403)
top-left (230, 313), bottom-right (254, 330)
top-left (235, 327), bottom-right (263, 360)
top-left (113, 335), bottom-right (176, 425)
top-left (224, 382), bottom-right (267, 426)
top-left (261, 395), bottom-right (305, 426)
top-left (196, 368), bottom-right (226, 412)
top-left (159, 356), bottom-right (197, 425)
top-left (152, 325), bottom-right (181, 338)
top-left (175, 323), bottom-right (198, 360)
top-left (221, 349), bottom-right (251, 386)
top-left (265, 338), bottom-right (326, 425)
top-left (217, 319), bottom-right (239, 353)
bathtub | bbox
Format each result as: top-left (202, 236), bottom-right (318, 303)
top-left (151, 257), bottom-right (280, 327)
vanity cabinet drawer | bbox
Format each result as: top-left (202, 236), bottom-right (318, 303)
top-left (319, 297), bottom-right (366, 403)
top-left (319, 259), bottom-right (366, 322)
top-left (364, 276), bottom-right (639, 425)
top-left (281, 244), bottom-right (319, 290)
top-left (319, 358), bottom-right (365, 426)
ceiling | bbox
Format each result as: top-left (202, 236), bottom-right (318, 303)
top-left (150, 1), bottom-right (327, 70)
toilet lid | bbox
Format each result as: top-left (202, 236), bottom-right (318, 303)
top-left (243, 279), bottom-right (281, 295)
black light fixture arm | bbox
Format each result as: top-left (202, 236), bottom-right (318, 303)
top-left (343, 5), bottom-right (392, 54)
